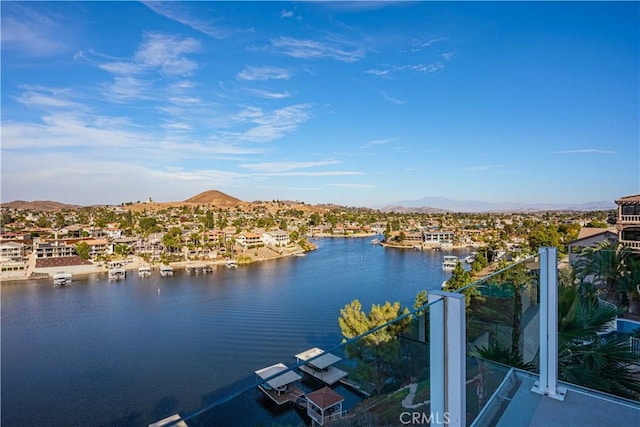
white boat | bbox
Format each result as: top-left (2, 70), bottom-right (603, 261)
top-left (108, 267), bottom-right (126, 281)
top-left (442, 255), bottom-right (459, 271)
top-left (464, 254), bottom-right (477, 264)
top-left (53, 272), bottom-right (72, 286)
top-left (138, 266), bottom-right (152, 277)
top-left (159, 265), bottom-right (173, 277)
top-left (226, 259), bottom-right (238, 268)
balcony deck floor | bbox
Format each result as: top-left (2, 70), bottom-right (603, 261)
top-left (492, 373), bottom-right (640, 427)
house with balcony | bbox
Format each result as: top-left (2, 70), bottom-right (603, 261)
top-left (83, 239), bottom-right (112, 259)
top-left (34, 240), bottom-right (77, 258)
top-left (616, 194), bottom-right (640, 251)
top-left (0, 241), bottom-right (26, 261)
top-left (262, 230), bottom-right (290, 247)
top-left (236, 232), bottom-right (263, 248)
top-left (423, 230), bottom-right (454, 246)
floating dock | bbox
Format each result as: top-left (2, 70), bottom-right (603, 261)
top-left (255, 363), bottom-right (305, 405)
top-left (295, 347), bottom-right (348, 385)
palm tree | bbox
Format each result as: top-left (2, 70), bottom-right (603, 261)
top-left (557, 285), bottom-right (640, 400)
top-left (574, 241), bottom-right (637, 309)
top-left (475, 282), bottom-right (640, 400)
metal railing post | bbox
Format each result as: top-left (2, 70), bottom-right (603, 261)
top-left (532, 247), bottom-right (566, 400)
top-left (429, 291), bottom-right (466, 426)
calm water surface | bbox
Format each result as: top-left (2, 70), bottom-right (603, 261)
top-left (1, 238), bottom-right (471, 426)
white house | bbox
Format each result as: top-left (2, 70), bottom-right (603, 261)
top-left (262, 230), bottom-right (290, 247)
top-left (0, 241), bottom-right (25, 261)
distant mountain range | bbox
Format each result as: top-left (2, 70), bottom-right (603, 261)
top-left (377, 196), bottom-right (616, 213)
top-left (1, 192), bottom-right (617, 213)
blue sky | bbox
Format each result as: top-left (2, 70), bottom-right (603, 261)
top-left (1, 1), bottom-right (638, 207)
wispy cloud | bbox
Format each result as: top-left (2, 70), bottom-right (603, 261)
top-left (240, 160), bottom-right (341, 173)
top-left (280, 9), bottom-right (294, 19)
top-left (380, 91), bottom-right (405, 105)
top-left (102, 76), bottom-right (152, 102)
top-left (269, 36), bottom-right (366, 63)
top-left (361, 138), bottom-right (396, 149)
top-left (231, 104), bottom-right (313, 143)
top-left (16, 87), bottom-right (82, 110)
top-left (243, 88), bottom-right (292, 99)
top-left (1, 3), bottom-right (71, 56)
top-left (142, 1), bottom-right (238, 39)
top-left (366, 62), bottom-right (445, 78)
top-left (365, 69), bottom-right (392, 78)
top-left (553, 149), bottom-right (617, 155)
top-left (330, 183), bottom-right (375, 188)
top-left (237, 66), bottom-right (291, 81)
top-left (134, 33), bottom-right (200, 76)
top-left (406, 36), bottom-right (446, 52)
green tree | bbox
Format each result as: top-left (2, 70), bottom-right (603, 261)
top-left (75, 241), bottom-right (90, 259)
top-left (36, 214), bottom-right (51, 228)
top-left (575, 241), bottom-right (637, 308)
top-left (338, 300), bottom-right (411, 394)
top-left (162, 227), bottom-right (183, 253)
top-left (443, 261), bottom-right (472, 291)
top-left (203, 211), bottom-right (215, 229)
top-left (114, 244), bottom-right (130, 257)
top-left (557, 286), bottom-right (640, 400)
top-left (414, 290), bottom-right (428, 342)
top-left (138, 217), bottom-right (159, 236)
top-left (585, 220), bottom-right (608, 228)
top-left (309, 212), bottom-right (322, 226)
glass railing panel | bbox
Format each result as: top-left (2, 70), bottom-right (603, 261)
top-left (453, 257), bottom-right (540, 425)
top-left (165, 298), bottom-right (444, 427)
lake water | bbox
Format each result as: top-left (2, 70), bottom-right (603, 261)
top-left (1, 237), bottom-right (472, 426)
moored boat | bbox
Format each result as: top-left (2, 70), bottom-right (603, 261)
top-left (108, 267), bottom-right (126, 281)
top-left (53, 271), bottom-right (72, 286)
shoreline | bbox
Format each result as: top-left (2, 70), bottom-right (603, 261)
top-left (1, 241), bottom-right (317, 284)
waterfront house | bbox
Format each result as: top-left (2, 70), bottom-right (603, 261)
top-left (0, 241), bottom-right (25, 261)
top-left (34, 240), bottom-right (77, 258)
top-left (616, 194), bottom-right (640, 252)
top-left (423, 230), bottom-right (454, 246)
top-left (403, 232), bottom-right (423, 243)
top-left (83, 239), bottom-right (112, 259)
top-left (236, 232), bottom-right (263, 248)
top-left (262, 230), bottom-right (290, 247)
top-left (567, 228), bottom-right (618, 265)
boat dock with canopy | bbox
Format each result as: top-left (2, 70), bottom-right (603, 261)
top-left (255, 363), bottom-right (305, 405)
top-left (295, 348), bottom-right (347, 385)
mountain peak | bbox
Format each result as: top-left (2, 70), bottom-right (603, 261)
top-left (184, 190), bottom-right (245, 206)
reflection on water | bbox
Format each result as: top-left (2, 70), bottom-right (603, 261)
top-left (1, 237), bottom-right (472, 426)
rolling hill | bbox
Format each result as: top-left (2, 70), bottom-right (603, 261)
top-left (0, 200), bottom-right (82, 211)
